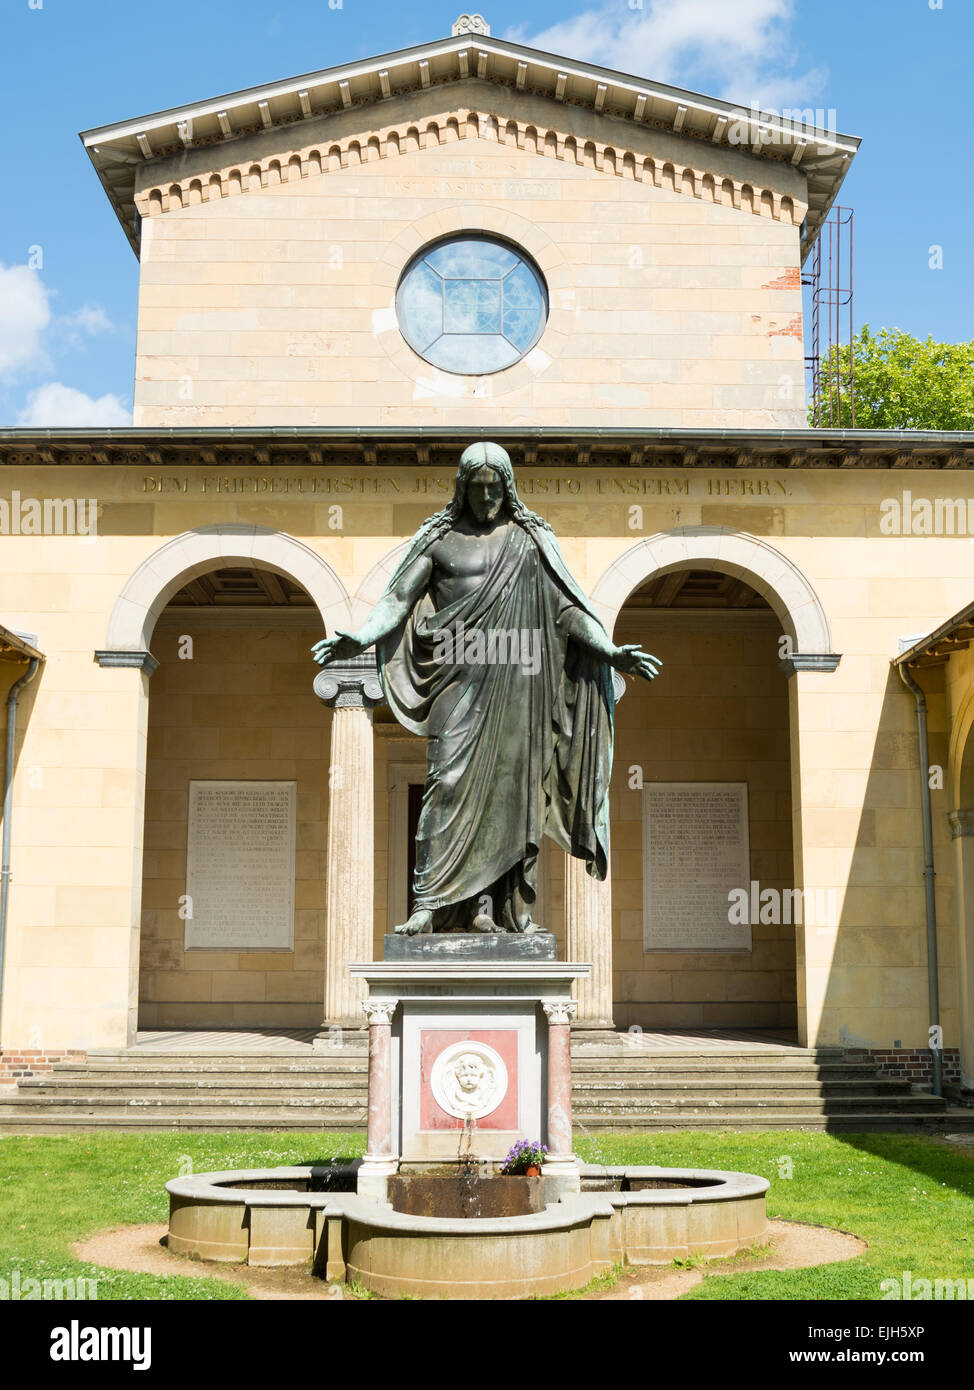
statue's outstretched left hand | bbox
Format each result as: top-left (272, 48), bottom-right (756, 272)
top-left (612, 644), bottom-right (662, 682)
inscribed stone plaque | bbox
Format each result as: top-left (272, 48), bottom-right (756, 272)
top-left (642, 782), bottom-right (751, 952)
top-left (185, 780), bottom-right (296, 951)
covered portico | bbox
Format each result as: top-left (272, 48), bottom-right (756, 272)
top-left (89, 506), bottom-right (839, 1048)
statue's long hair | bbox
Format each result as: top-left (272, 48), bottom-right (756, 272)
top-left (409, 442), bottom-right (552, 551)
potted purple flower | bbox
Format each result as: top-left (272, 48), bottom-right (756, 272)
top-left (501, 1139), bottom-right (548, 1177)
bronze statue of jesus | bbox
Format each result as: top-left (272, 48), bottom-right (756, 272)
top-left (312, 442), bottom-right (661, 934)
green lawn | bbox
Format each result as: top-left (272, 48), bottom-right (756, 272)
top-left (575, 1130), bottom-right (974, 1299)
top-left (0, 1129), bottom-right (970, 1300)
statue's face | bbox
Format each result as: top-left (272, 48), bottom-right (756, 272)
top-left (466, 465), bottom-right (505, 525)
top-left (455, 1056), bottom-right (486, 1092)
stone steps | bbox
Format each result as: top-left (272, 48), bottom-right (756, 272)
top-left (0, 1110), bottom-right (362, 1133)
top-left (18, 1075), bottom-right (910, 1097)
top-left (1, 1044), bottom-right (967, 1134)
top-left (17, 1076), bottom-right (366, 1092)
top-left (2, 1108), bottom-right (970, 1136)
top-left (572, 1111), bottom-right (974, 1132)
top-left (573, 1096), bottom-right (946, 1113)
top-left (77, 1051), bottom-right (366, 1060)
top-left (570, 1058), bottom-right (877, 1073)
top-left (572, 1080), bottom-right (918, 1098)
top-left (3, 1085), bottom-right (934, 1112)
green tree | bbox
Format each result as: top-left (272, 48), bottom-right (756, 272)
top-left (810, 324), bottom-right (974, 429)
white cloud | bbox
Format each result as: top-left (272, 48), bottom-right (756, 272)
top-left (56, 303), bottom-right (118, 346)
top-left (507, 0), bottom-right (828, 110)
top-left (16, 383), bottom-right (131, 428)
top-left (0, 264), bottom-right (128, 422)
top-left (0, 264), bottom-right (52, 377)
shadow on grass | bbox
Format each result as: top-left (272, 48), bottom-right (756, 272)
top-left (831, 1131), bottom-right (974, 1203)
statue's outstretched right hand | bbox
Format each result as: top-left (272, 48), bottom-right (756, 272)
top-left (612, 644), bottom-right (662, 683)
top-left (311, 630), bottom-right (365, 666)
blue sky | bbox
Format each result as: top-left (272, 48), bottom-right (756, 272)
top-left (0, 0), bottom-right (970, 426)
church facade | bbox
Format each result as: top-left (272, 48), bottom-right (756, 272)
top-left (2, 19), bottom-right (973, 1097)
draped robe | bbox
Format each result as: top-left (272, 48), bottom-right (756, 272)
top-left (377, 518), bottom-right (614, 928)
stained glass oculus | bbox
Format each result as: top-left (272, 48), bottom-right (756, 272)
top-left (396, 235), bottom-right (548, 374)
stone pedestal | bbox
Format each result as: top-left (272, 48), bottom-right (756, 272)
top-left (351, 946), bottom-right (589, 1199)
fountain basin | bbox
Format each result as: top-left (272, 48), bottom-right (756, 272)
top-left (166, 1163), bottom-right (769, 1297)
top-left (389, 1174), bottom-right (545, 1219)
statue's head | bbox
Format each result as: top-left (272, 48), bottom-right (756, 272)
top-left (455, 442), bottom-right (516, 526)
top-left (404, 440), bottom-right (545, 552)
top-left (453, 1054), bottom-right (487, 1093)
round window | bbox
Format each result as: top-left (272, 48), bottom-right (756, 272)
top-left (396, 235), bottom-right (548, 375)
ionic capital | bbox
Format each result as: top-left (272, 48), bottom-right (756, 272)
top-left (949, 809), bottom-right (974, 840)
top-left (362, 998), bottom-right (398, 1026)
top-left (314, 652), bottom-right (384, 709)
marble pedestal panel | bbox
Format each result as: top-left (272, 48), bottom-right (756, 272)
top-left (350, 956), bottom-right (589, 1202)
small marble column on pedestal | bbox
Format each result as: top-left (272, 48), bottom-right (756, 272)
top-left (358, 998), bottom-right (399, 1200)
top-left (541, 998), bottom-right (580, 1193)
top-left (313, 654), bottom-right (383, 1046)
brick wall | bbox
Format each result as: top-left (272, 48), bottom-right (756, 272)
top-left (0, 1050), bottom-right (86, 1085)
top-left (844, 1047), bottom-right (961, 1089)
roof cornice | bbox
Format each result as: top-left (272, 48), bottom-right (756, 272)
top-left (0, 428), bottom-right (968, 472)
top-left (895, 600), bottom-right (974, 669)
top-left (80, 30), bottom-right (859, 258)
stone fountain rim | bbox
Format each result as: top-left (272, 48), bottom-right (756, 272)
top-left (166, 1163), bottom-right (769, 1231)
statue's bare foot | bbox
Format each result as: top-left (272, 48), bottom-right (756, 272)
top-left (520, 920), bottom-right (546, 935)
top-left (470, 913), bottom-right (503, 933)
top-left (513, 911), bottom-right (545, 935)
top-left (394, 909), bottom-right (433, 936)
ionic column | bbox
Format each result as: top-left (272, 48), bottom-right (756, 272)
top-left (565, 857), bottom-right (614, 1030)
top-left (314, 656), bottom-right (383, 1035)
top-left (358, 998), bottom-right (399, 1200)
top-left (565, 669), bottom-right (622, 1035)
top-left (541, 999), bottom-right (579, 1191)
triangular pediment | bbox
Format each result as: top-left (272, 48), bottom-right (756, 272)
top-left (129, 86), bottom-right (810, 244)
top-left (82, 29), bottom-right (857, 258)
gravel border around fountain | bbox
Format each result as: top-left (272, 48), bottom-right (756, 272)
top-left (166, 1162), bottom-right (770, 1298)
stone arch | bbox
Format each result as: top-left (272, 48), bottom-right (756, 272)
top-left (351, 541), bottom-right (413, 628)
top-left (104, 524), bottom-right (353, 653)
top-left (589, 526), bottom-right (834, 655)
top-left (948, 684), bottom-right (974, 807)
